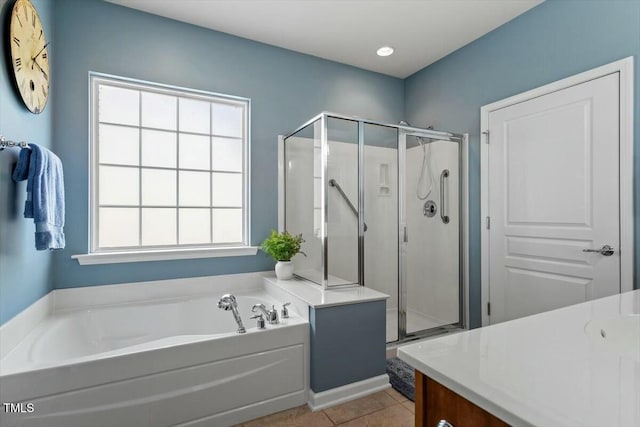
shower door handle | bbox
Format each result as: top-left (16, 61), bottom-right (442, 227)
top-left (440, 169), bottom-right (450, 224)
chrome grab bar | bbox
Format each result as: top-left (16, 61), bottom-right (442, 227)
top-left (328, 179), bottom-right (367, 231)
top-left (440, 169), bottom-right (450, 224)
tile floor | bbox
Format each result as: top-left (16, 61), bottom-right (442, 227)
top-left (236, 388), bottom-right (414, 427)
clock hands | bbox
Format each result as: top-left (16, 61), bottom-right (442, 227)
top-left (31, 42), bottom-right (50, 79)
top-left (32, 58), bottom-right (48, 81)
top-left (31, 41), bottom-right (49, 61)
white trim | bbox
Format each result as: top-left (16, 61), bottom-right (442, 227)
top-left (278, 135), bottom-right (285, 232)
top-left (480, 126), bottom-right (490, 327)
top-left (0, 293), bottom-right (52, 359)
top-left (72, 246), bottom-right (258, 265)
top-left (245, 96), bottom-right (253, 248)
top-left (89, 73), bottom-right (99, 253)
top-left (461, 133), bottom-right (470, 329)
top-left (480, 56), bottom-right (635, 326)
top-left (618, 58), bottom-right (635, 291)
top-left (307, 374), bottom-right (390, 411)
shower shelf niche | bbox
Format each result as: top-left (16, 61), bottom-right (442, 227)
top-left (378, 163), bottom-right (391, 196)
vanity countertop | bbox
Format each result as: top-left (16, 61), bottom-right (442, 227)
top-left (399, 290), bottom-right (640, 427)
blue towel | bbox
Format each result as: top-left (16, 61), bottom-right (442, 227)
top-left (12, 144), bottom-right (66, 250)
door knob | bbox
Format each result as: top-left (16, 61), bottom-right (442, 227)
top-left (582, 245), bottom-right (615, 256)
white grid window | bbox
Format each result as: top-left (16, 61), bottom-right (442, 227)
top-left (90, 74), bottom-right (249, 253)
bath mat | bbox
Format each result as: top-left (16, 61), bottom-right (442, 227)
top-left (386, 357), bottom-right (415, 401)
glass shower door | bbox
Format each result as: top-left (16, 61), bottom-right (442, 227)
top-left (284, 114), bottom-right (361, 288)
top-left (326, 117), bottom-right (359, 286)
top-left (402, 134), bottom-right (460, 334)
top-left (284, 118), bottom-right (324, 285)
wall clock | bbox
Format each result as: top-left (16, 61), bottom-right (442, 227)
top-left (9, 0), bottom-right (50, 114)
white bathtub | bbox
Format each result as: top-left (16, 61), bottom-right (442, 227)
top-left (0, 274), bottom-right (309, 427)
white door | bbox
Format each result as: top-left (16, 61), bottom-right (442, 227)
top-left (487, 73), bottom-right (620, 324)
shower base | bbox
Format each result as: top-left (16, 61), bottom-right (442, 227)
top-left (386, 308), bottom-right (460, 344)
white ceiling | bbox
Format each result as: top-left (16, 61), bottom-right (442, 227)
top-left (106, 0), bottom-right (543, 78)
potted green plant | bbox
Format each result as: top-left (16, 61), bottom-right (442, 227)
top-left (260, 230), bottom-right (305, 280)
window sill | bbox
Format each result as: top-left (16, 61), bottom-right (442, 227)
top-left (72, 246), bottom-right (259, 265)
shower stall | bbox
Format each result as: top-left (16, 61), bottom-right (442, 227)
top-left (283, 112), bottom-right (466, 342)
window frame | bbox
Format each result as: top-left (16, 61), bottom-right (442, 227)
top-left (78, 72), bottom-right (254, 264)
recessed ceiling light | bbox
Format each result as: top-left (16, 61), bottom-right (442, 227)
top-left (376, 46), bottom-right (394, 57)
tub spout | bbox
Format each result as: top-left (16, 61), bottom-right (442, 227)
top-left (217, 294), bottom-right (246, 334)
top-left (252, 303), bottom-right (279, 325)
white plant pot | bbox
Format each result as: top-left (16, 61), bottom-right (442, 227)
top-left (275, 261), bottom-right (294, 280)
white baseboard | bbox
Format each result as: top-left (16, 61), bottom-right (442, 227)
top-left (308, 374), bottom-right (390, 411)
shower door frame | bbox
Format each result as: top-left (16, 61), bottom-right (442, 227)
top-left (396, 128), bottom-right (467, 342)
top-left (283, 112), bottom-right (467, 338)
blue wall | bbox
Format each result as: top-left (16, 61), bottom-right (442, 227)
top-left (49, 0), bottom-right (404, 293)
top-left (405, 0), bottom-right (640, 328)
top-left (0, 0), bottom-right (55, 324)
top-left (3, 0), bottom-right (638, 328)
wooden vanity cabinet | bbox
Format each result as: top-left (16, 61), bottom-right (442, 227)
top-left (415, 371), bottom-right (510, 427)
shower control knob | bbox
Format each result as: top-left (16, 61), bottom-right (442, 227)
top-left (423, 200), bottom-right (437, 217)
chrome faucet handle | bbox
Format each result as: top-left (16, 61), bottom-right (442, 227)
top-left (250, 314), bottom-right (266, 329)
top-left (269, 305), bottom-right (279, 324)
top-left (281, 302), bottom-right (291, 318)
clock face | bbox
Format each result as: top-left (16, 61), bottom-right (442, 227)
top-left (9, 0), bottom-right (50, 114)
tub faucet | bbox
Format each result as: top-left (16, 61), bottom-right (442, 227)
top-left (217, 294), bottom-right (246, 333)
top-left (252, 303), bottom-right (279, 325)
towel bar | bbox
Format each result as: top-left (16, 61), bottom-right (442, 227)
top-left (0, 135), bottom-right (29, 151)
